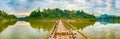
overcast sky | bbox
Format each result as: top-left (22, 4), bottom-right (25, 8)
top-left (0, 0), bottom-right (120, 17)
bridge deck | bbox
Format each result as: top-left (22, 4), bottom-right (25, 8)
top-left (48, 20), bottom-right (76, 39)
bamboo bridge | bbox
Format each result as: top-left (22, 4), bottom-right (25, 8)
top-left (47, 20), bottom-right (89, 39)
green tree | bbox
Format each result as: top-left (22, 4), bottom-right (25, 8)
top-left (8, 15), bottom-right (17, 19)
top-left (27, 8), bottom-right (96, 20)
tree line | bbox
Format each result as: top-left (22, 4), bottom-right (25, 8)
top-left (27, 8), bottom-right (96, 20)
top-left (0, 10), bottom-right (17, 21)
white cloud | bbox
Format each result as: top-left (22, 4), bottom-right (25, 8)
top-left (15, 13), bottom-right (30, 17)
top-left (116, 0), bottom-right (120, 8)
top-left (0, 0), bottom-right (15, 14)
top-left (0, 0), bottom-right (120, 16)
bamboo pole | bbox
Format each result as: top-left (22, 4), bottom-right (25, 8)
top-left (64, 21), bottom-right (90, 39)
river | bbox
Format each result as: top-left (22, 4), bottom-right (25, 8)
top-left (0, 21), bottom-right (120, 39)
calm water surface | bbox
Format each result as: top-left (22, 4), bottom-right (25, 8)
top-left (0, 21), bottom-right (120, 39)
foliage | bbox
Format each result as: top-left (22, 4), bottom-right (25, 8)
top-left (27, 8), bottom-right (96, 20)
top-left (0, 10), bottom-right (17, 20)
top-left (8, 14), bottom-right (17, 19)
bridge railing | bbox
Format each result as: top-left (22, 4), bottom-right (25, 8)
top-left (62, 21), bottom-right (90, 39)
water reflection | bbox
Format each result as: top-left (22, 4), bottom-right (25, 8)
top-left (0, 21), bottom-right (40, 39)
top-left (0, 21), bottom-right (16, 33)
top-left (98, 19), bottom-right (120, 25)
top-left (0, 21), bottom-right (54, 39)
top-left (70, 21), bottom-right (96, 29)
top-left (29, 21), bottom-right (55, 39)
top-left (29, 22), bottom-right (54, 31)
top-left (0, 20), bottom-right (120, 39)
top-left (81, 22), bottom-right (120, 39)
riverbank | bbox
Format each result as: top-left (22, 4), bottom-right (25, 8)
top-left (26, 18), bottom-right (96, 22)
top-left (0, 19), bottom-right (17, 24)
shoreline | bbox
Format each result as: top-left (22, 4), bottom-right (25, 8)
top-left (27, 19), bottom-right (96, 22)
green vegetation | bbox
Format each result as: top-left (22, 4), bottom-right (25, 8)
top-left (69, 21), bottom-right (95, 29)
top-left (0, 10), bottom-right (17, 33)
top-left (29, 21), bottom-right (55, 31)
top-left (0, 20), bottom-right (17, 33)
top-left (0, 10), bottom-right (17, 22)
top-left (27, 8), bottom-right (96, 21)
top-left (63, 21), bottom-right (95, 30)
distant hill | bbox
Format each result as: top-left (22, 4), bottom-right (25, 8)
top-left (97, 14), bottom-right (120, 19)
top-left (97, 14), bottom-right (120, 23)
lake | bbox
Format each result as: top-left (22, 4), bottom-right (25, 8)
top-left (0, 20), bottom-right (120, 39)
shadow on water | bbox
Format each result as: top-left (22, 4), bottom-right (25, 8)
top-left (0, 21), bottom-right (17, 33)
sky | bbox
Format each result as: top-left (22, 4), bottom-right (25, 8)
top-left (0, 0), bottom-right (120, 17)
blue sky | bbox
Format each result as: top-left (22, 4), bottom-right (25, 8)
top-left (0, 0), bottom-right (120, 17)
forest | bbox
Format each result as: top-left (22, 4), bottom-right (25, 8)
top-left (0, 10), bottom-right (17, 22)
top-left (27, 8), bottom-right (96, 21)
